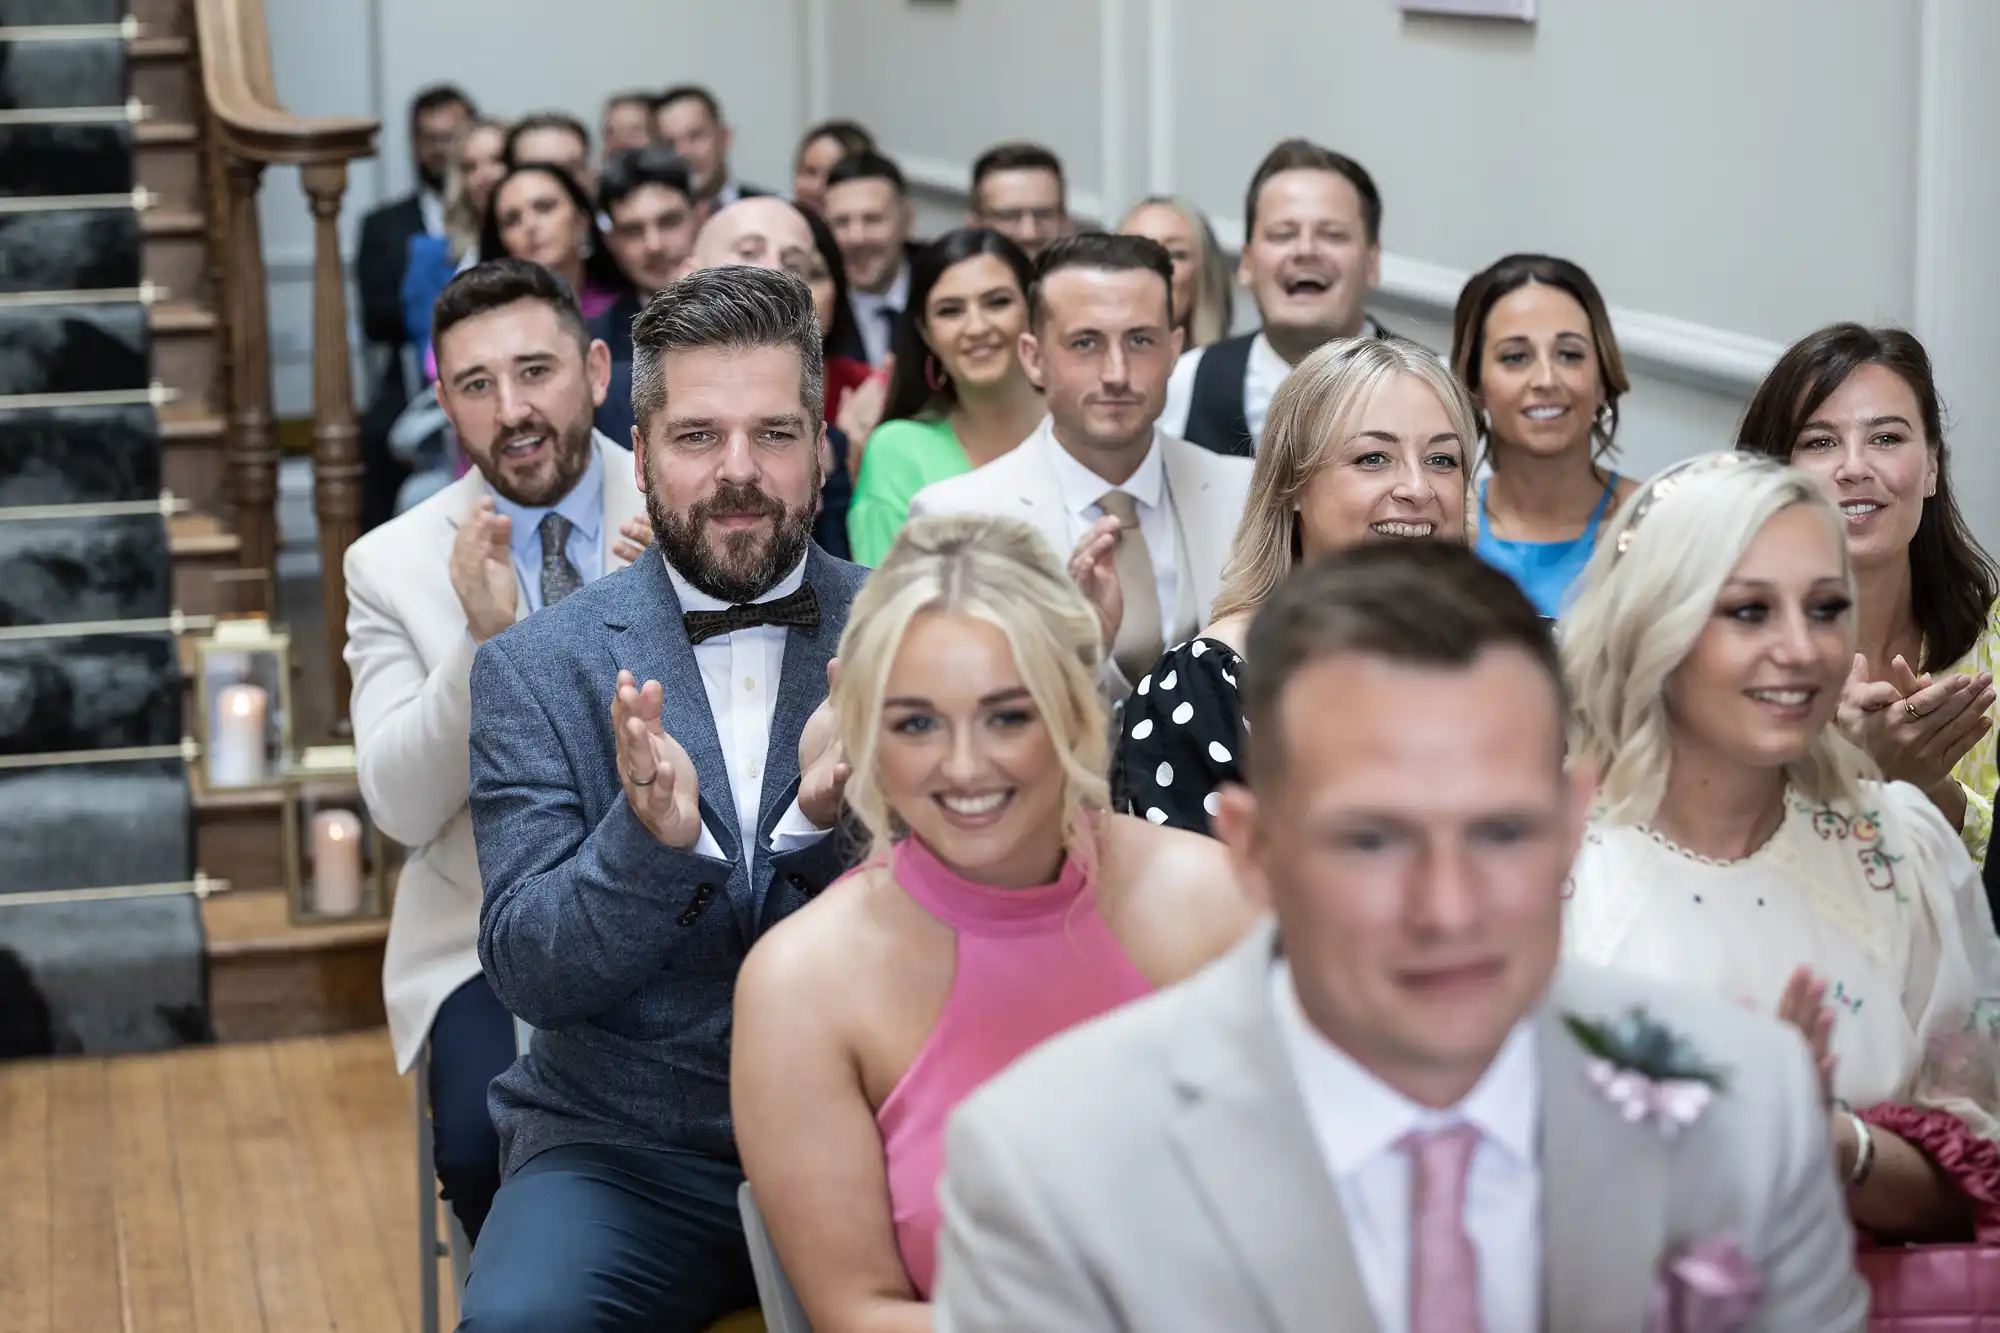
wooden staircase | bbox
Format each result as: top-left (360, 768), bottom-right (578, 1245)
top-left (130, 0), bottom-right (389, 1039)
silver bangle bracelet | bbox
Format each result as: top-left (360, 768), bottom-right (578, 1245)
top-left (1845, 1111), bottom-right (1877, 1190)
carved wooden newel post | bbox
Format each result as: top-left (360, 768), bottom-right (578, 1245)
top-left (222, 155), bottom-right (279, 574)
top-left (302, 160), bottom-right (361, 733)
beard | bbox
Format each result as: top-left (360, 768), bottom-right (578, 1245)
top-left (477, 406), bottom-right (596, 509)
top-left (649, 471), bottom-right (819, 605)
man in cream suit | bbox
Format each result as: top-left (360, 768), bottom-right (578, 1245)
top-left (934, 544), bottom-right (1867, 1333)
top-left (346, 259), bottom-right (646, 1243)
top-left (909, 233), bottom-right (1251, 701)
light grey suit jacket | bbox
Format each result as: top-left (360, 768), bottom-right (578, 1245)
top-left (907, 418), bottom-right (1253, 700)
top-left (934, 920), bottom-right (1867, 1333)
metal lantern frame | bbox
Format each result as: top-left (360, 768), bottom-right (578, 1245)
top-left (281, 745), bottom-right (397, 926)
top-left (191, 617), bottom-right (295, 794)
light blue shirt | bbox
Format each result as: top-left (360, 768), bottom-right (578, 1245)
top-left (490, 439), bottom-right (605, 614)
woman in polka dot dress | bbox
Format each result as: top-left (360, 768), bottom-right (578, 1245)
top-left (1562, 453), bottom-right (2000, 1247)
top-left (1115, 337), bottom-right (1478, 832)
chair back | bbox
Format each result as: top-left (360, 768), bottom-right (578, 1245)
top-left (738, 1182), bottom-right (815, 1333)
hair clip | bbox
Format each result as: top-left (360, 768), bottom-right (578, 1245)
top-left (1611, 452), bottom-right (1752, 558)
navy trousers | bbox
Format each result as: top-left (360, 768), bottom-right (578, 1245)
top-left (427, 974), bottom-right (516, 1243)
top-left (456, 1143), bottom-right (757, 1332)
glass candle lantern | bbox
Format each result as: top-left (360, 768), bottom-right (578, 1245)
top-left (282, 745), bottom-right (397, 925)
top-left (192, 618), bottom-right (293, 792)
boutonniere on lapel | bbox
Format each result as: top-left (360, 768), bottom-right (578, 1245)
top-left (1565, 1007), bottom-right (1729, 1139)
top-left (1649, 1234), bottom-right (1762, 1333)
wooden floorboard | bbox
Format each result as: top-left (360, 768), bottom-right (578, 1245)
top-left (270, 1039), bottom-right (411, 1333)
top-left (106, 1057), bottom-right (196, 1333)
top-left (215, 1045), bottom-right (337, 1333)
top-left (0, 1058), bottom-right (53, 1333)
top-left (165, 1046), bottom-right (273, 1333)
top-left (6, 1030), bottom-right (447, 1332)
top-left (47, 1061), bottom-right (121, 1333)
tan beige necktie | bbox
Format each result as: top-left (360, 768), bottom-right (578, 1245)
top-left (1098, 489), bottom-right (1162, 683)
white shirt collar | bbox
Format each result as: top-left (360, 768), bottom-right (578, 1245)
top-left (418, 187), bottom-right (446, 238)
top-left (852, 260), bottom-right (910, 312)
top-left (663, 550), bottom-right (808, 615)
top-left (1044, 418), bottom-right (1168, 520)
top-left (1271, 956), bottom-right (1539, 1173)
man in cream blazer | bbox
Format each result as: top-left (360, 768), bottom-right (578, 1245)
top-left (934, 545), bottom-right (1866, 1333)
top-left (346, 259), bottom-right (646, 1243)
top-left (907, 234), bottom-right (1251, 701)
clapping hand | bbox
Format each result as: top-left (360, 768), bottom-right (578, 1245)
top-left (449, 497), bottom-right (518, 644)
top-left (1068, 515), bottom-right (1124, 656)
top-left (612, 669), bottom-right (702, 850)
top-left (836, 362), bottom-right (891, 471)
top-left (796, 659), bottom-right (851, 829)
top-left (1775, 965), bottom-right (1839, 1107)
top-left (611, 515), bottom-right (653, 566)
top-left (1840, 653), bottom-right (1994, 799)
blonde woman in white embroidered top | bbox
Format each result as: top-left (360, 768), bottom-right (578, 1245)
top-left (1560, 452), bottom-right (2000, 1246)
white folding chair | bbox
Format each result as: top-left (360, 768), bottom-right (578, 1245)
top-left (738, 1181), bottom-right (814, 1333)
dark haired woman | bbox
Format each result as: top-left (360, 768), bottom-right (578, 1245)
top-left (477, 163), bottom-right (629, 321)
top-left (1739, 323), bottom-right (1997, 862)
top-left (793, 118), bottom-right (875, 216)
top-left (796, 206), bottom-right (868, 561)
top-left (1451, 253), bottom-right (1638, 616)
top-left (845, 228), bottom-right (1042, 566)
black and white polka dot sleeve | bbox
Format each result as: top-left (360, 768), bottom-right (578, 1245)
top-left (1112, 637), bottom-right (1246, 837)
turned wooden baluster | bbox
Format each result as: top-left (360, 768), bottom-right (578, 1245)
top-left (221, 155), bottom-right (279, 574)
top-left (301, 160), bottom-right (361, 734)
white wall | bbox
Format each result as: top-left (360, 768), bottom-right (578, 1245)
top-left (818, 0), bottom-right (1997, 549)
top-left (259, 0), bottom-right (804, 415)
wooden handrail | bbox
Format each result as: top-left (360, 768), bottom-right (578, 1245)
top-left (193, 0), bottom-right (379, 736)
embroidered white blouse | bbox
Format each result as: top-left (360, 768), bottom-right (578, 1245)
top-left (1564, 780), bottom-right (2000, 1137)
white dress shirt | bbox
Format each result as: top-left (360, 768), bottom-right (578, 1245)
top-left (662, 554), bottom-right (825, 861)
top-left (419, 186), bottom-right (446, 238)
top-left (847, 261), bottom-right (909, 368)
top-left (1161, 319), bottom-right (1385, 447)
top-left (1045, 426), bottom-right (1182, 633)
top-left (1271, 959), bottom-right (1543, 1333)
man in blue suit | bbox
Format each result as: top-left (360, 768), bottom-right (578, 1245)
top-left (461, 264), bottom-right (865, 1331)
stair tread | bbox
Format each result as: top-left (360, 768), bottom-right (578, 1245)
top-left (158, 404), bottom-right (223, 440)
top-left (203, 886), bottom-right (389, 958)
top-left (141, 206), bottom-right (204, 237)
top-left (130, 35), bottom-right (191, 59)
top-left (135, 121), bottom-right (197, 146)
top-left (169, 509), bottom-right (240, 558)
top-left (150, 298), bottom-right (215, 333)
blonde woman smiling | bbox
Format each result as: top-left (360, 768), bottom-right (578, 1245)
top-left (732, 515), bottom-right (1255, 1329)
top-left (1561, 453), bottom-right (2000, 1245)
top-left (1114, 336), bottom-right (1475, 834)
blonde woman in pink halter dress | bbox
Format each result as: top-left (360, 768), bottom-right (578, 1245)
top-left (732, 514), bottom-right (1258, 1328)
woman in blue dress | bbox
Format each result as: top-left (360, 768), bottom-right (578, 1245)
top-left (1451, 253), bottom-right (1639, 616)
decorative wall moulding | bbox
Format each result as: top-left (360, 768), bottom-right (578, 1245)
top-left (1397, 0), bottom-right (1536, 19)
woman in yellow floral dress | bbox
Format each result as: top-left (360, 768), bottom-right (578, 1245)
top-left (1739, 323), bottom-right (1998, 867)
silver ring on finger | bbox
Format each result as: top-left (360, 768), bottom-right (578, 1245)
top-left (629, 771), bottom-right (658, 787)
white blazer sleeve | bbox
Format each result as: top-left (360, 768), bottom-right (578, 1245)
top-left (345, 544), bottom-right (479, 849)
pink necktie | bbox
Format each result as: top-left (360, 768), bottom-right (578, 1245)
top-left (1402, 1122), bottom-right (1484, 1333)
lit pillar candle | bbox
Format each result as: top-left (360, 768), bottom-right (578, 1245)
top-left (209, 683), bottom-right (268, 787)
top-left (310, 809), bottom-right (365, 916)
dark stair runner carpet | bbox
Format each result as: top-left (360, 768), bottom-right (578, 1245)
top-left (0, 0), bottom-right (206, 1057)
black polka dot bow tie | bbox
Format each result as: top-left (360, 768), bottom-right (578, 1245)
top-left (682, 586), bottom-right (820, 645)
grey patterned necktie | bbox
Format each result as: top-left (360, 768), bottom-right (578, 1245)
top-left (538, 512), bottom-right (583, 607)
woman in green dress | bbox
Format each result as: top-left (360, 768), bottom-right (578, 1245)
top-left (846, 228), bottom-right (1044, 565)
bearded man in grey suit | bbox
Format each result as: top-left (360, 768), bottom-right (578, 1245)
top-left (461, 265), bottom-right (864, 1332)
top-left (933, 542), bottom-right (1867, 1333)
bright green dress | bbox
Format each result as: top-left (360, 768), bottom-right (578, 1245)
top-left (846, 417), bottom-right (971, 567)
